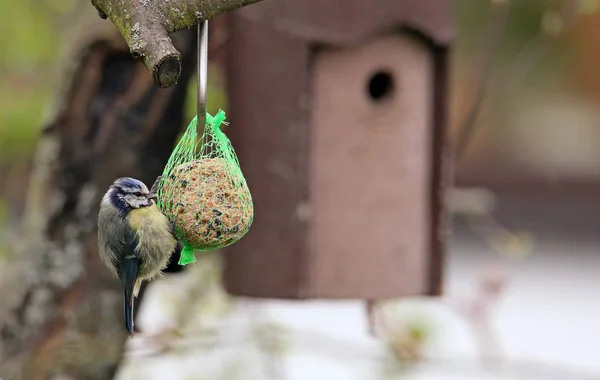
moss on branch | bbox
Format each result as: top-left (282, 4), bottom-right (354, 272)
top-left (91, 0), bottom-right (264, 87)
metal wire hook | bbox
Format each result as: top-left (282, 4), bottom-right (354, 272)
top-left (197, 20), bottom-right (208, 135)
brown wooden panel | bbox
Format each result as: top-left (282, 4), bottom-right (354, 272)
top-left (307, 34), bottom-right (434, 298)
top-left (222, 15), bottom-right (313, 298)
top-left (236, 0), bottom-right (453, 46)
top-left (429, 46), bottom-right (450, 296)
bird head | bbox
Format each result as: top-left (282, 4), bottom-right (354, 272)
top-left (108, 177), bottom-right (157, 211)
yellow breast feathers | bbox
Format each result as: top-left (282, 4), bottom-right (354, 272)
top-left (127, 205), bottom-right (176, 252)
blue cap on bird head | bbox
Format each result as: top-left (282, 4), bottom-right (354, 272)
top-left (114, 177), bottom-right (147, 191)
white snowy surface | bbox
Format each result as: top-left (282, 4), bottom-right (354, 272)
top-left (448, 235), bottom-right (600, 376)
top-left (116, 229), bottom-right (600, 380)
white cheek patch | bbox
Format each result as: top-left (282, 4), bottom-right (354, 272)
top-left (124, 195), bottom-right (139, 208)
top-left (124, 194), bottom-right (151, 209)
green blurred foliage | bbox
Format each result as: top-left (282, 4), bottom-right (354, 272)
top-left (455, 0), bottom-right (548, 58)
top-left (454, 0), bottom-right (569, 86)
top-left (0, 0), bottom-right (61, 67)
top-left (0, 80), bottom-right (52, 160)
top-left (0, 0), bottom-right (66, 162)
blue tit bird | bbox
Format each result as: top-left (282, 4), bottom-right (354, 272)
top-left (98, 177), bottom-right (178, 335)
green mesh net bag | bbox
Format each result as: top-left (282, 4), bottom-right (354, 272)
top-left (156, 110), bottom-right (253, 265)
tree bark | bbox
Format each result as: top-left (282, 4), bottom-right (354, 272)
top-left (91, 0), bottom-right (264, 87)
top-left (0, 9), bottom-right (196, 379)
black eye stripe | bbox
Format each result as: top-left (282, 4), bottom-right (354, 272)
top-left (116, 188), bottom-right (145, 197)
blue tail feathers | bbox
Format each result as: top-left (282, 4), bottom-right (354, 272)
top-left (119, 257), bottom-right (139, 335)
top-left (123, 291), bottom-right (134, 334)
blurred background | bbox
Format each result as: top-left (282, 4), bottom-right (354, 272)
top-left (1, 0), bottom-right (600, 379)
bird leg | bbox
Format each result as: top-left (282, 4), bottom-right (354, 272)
top-left (169, 215), bottom-right (180, 238)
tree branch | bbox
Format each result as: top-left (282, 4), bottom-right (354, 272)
top-left (91, 0), bottom-right (264, 87)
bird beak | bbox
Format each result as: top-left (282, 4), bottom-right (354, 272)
top-left (147, 192), bottom-right (157, 201)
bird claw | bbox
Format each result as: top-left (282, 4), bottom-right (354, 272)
top-left (150, 175), bottom-right (162, 194)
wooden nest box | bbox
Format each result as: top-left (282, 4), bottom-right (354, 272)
top-left (222, 0), bottom-right (453, 299)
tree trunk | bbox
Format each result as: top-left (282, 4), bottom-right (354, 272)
top-left (0, 10), bottom-right (195, 379)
